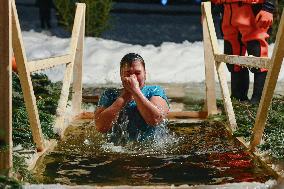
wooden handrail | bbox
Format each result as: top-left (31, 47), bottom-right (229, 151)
top-left (214, 54), bottom-right (270, 69)
top-left (28, 54), bottom-right (72, 72)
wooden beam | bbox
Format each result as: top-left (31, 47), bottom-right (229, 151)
top-left (214, 54), bottom-right (270, 69)
top-left (167, 111), bottom-right (208, 119)
top-left (71, 4), bottom-right (85, 116)
top-left (250, 10), bottom-right (284, 152)
top-left (82, 95), bottom-right (99, 103)
top-left (0, 0), bottom-right (12, 176)
top-left (202, 2), bottom-right (237, 132)
top-left (202, 2), bottom-right (219, 55)
top-left (54, 4), bottom-right (85, 136)
top-left (28, 54), bottom-right (72, 73)
top-left (76, 111), bottom-right (208, 120)
top-left (202, 4), bottom-right (218, 116)
top-left (215, 62), bottom-right (238, 132)
top-left (12, 0), bottom-right (45, 152)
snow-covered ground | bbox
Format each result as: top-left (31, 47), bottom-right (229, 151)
top-left (17, 1), bottom-right (284, 87)
top-left (23, 31), bottom-right (284, 86)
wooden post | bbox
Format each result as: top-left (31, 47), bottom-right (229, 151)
top-left (202, 2), bottom-right (237, 131)
top-left (72, 4), bottom-right (85, 115)
top-left (12, 0), bottom-right (45, 152)
top-left (0, 0), bottom-right (12, 176)
top-left (202, 4), bottom-right (218, 115)
top-left (250, 10), bottom-right (284, 151)
top-left (54, 4), bottom-right (85, 136)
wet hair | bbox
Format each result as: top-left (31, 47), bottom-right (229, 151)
top-left (120, 53), bottom-right (145, 69)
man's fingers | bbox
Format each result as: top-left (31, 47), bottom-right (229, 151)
top-left (255, 13), bottom-right (261, 24)
top-left (261, 20), bottom-right (267, 28)
top-left (262, 20), bottom-right (270, 29)
top-left (255, 10), bottom-right (273, 29)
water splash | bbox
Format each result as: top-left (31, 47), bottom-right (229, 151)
top-left (102, 118), bottom-right (180, 155)
top-left (106, 108), bottom-right (130, 146)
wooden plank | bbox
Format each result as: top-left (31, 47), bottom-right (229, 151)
top-left (82, 95), bottom-right (99, 103)
top-left (202, 2), bottom-right (220, 55)
top-left (202, 5), bottom-right (218, 115)
top-left (215, 62), bottom-right (238, 132)
top-left (28, 54), bottom-right (72, 73)
top-left (167, 111), bottom-right (208, 119)
top-left (0, 0), bottom-right (12, 176)
top-left (11, 0), bottom-right (45, 152)
top-left (202, 2), bottom-right (237, 132)
top-left (75, 111), bottom-right (208, 120)
top-left (250, 11), bottom-right (284, 152)
top-left (71, 4), bottom-right (85, 116)
top-left (214, 54), bottom-right (270, 69)
top-left (53, 4), bottom-right (85, 136)
top-left (26, 139), bottom-right (57, 171)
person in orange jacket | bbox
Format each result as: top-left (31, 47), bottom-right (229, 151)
top-left (211, 0), bottom-right (275, 104)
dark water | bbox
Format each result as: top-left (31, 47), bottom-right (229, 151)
top-left (33, 120), bottom-right (275, 186)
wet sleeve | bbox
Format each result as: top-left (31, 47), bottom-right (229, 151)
top-left (263, 0), bottom-right (275, 13)
top-left (150, 86), bottom-right (170, 107)
top-left (97, 89), bottom-right (114, 108)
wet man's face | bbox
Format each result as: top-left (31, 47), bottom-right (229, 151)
top-left (120, 60), bottom-right (146, 88)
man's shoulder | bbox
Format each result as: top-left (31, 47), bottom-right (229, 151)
top-left (98, 88), bottom-right (121, 107)
top-left (143, 85), bottom-right (164, 91)
top-left (142, 85), bottom-right (166, 98)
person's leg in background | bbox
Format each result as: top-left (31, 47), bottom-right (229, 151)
top-left (222, 4), bottom-right (249, 101)
top-left (247, 40), bottom-right (268, 104)
top-left (224, 37), bottom-right (249, 101)
top-left (39, 8), bottom-right (45, 29)
top-left (42, 9), bottom-right (51, 29)
top-left (239, 4), bottom-right (271, 104)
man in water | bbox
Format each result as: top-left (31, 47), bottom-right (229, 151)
top-left (94, 53), bottom-right (169, 143)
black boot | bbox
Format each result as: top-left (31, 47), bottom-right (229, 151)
top-left (231, 69), bottom-right (249, 101)
top-left (251, 72), bottom-right (267, 104)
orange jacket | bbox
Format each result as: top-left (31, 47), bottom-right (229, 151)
top-left (211, 0), bottom-right (264, 4)
top-left (210, 0), bottom-right (275, 13)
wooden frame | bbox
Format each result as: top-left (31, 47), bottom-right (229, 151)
top-left (0, 0), bottom-right (85, 173)
top-left (250, 10), bottom-right (284, 151)
top-left (12, 0), bottom-right (45, 152)
top-left (53, 3), bottom-right (85, 137)
top-left (202, 2), bottom-right (284, 151)
top-left (202, 6), bottom-right (218, 116)
top-left (0, 0), bottom-right (12, 176)
top-left (12, 1), bottom-right (85, 146)
top-left (202, 2), bottom-right (237, 132)
top-left (1, 0), bottom-right (282, 177)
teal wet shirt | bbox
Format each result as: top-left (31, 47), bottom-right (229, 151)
top-left (97, 85), bottom-right (169, 144)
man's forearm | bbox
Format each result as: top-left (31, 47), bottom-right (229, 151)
top-left (132, 90), bottom-right (164, 126)
top-left (95, 97), bottom-right (128, 132)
